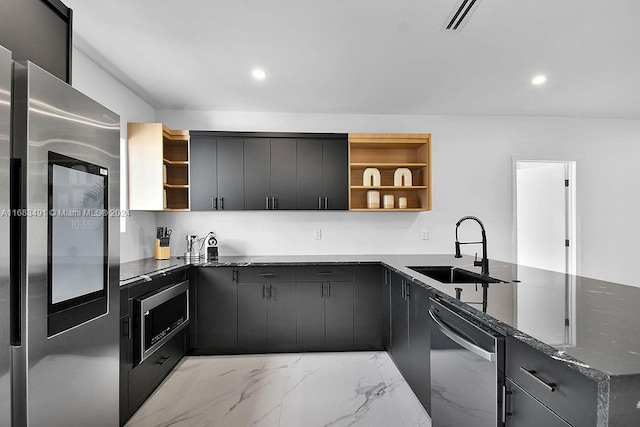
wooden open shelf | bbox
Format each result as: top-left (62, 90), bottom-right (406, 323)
top-left (348, 133), bottom-right (431, 211)
top-left (129, 123), bottom-right (190, 211)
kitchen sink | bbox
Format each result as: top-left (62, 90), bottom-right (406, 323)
top-left (407, 265), bottom-right (506, 284)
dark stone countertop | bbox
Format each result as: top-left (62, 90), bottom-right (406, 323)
top-left (120, 253), bottom-right (640, 424)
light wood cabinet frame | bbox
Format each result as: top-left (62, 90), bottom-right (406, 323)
top-left (348, 133), bottom-right (431, 211)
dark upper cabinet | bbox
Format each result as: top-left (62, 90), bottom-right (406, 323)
top-left (190, 134), bottom-right (218, 211)
top-left (217, 137), bottom-right (245, 210)
top-left (244, 138), bottom-right (271, 210)
top-left (270, 138), bottom-right (297, 209)
top-left (190, 134), bottom-right (244, 211)
top-left (296, 139), bottom-right (324, 209)
top-left (191, 132), bottom-right (346, 211)
top-left (296, 137), bottom-right (348, 210)
top-left (322, 139), bottom-right (349, 210)
top-left (244, 137), bottom-right (297, 210)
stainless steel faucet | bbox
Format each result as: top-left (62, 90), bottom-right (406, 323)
top-left (454, 215), bottom-right (489, 276)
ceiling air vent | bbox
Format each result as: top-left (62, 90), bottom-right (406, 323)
top-left (442, 0), bottom-right (483, 31)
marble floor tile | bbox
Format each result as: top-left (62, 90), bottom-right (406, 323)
top-left (126, 351), bottom-right (431, 427)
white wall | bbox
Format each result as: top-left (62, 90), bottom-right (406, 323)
top-left (72, 48), bottom-right (157, 262)
top-left (155, 110), bottom-right (640, 287)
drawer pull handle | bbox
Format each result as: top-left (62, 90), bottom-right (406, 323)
top-left (520, 367), bottom-right (556, 392)
top-left (258, 273), bottom-right (275, 277)
top-left (317, 272), bottom-right (333, 276)
top-left (156, 356), bottom-right (171, 366)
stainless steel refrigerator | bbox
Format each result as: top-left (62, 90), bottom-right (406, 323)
top-left (1, 44), bottom-right (121, 426)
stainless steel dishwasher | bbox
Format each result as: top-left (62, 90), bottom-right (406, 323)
top-left (429, 297), bottom-right (506, 426)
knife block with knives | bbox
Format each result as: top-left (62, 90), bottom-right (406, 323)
top-left (154, 227), bottom-right (171, 260)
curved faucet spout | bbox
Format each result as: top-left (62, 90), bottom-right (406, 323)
top-left (454, 216), bottom-right (489, 276)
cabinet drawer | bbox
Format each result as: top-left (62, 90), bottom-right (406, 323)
top-left (506, 336), bottom-right (597, 427)
top-left (128, 329), bottom-right (186, 411)
top-left (238, 266), bottom-right (296, 282)
top-left (296, 265), bottom-right (354, 282)
top-left (506, 379), bottom-right (570, 427)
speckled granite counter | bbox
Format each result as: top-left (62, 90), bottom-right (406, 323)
top-left (120, 254), bottom-right (640, 425)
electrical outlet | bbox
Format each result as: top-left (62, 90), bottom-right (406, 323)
top-left (313, 229), bottom-right (322, 240)
top-left (421, 229), bottom-right (429, 240)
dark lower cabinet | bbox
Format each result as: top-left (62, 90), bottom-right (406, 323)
top-left (506, 336), bottom-right (597, 426)
top-left (407, 282), bottom-right (431, 413)
top-left (390, 272), bottom-right (410, 374)
top-left (195, 267), bottom-right (237, 352)
top-left (382, 269), bottom-right (391, 350)
top-left (505, 379), bottom-right (570, 427)
top-left (325, 281), bottom-right (354, 344)
top-left (389, 271), bottom-right (431, 414)
top-left (238, 281), bottom-right (296, 350)
top-left (120, 270), bottom-right (188, 426)
top-left (296, 281), bottom-right (326, 344)
top-left (296, 281), bottom-right (354, 345)
top-left (354, 265), bottom-right (383, 347)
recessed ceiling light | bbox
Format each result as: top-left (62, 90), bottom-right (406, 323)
top-left (251, 69), bottom-right (267, 81)
top-left (531, 75), bottom-right (547, 86)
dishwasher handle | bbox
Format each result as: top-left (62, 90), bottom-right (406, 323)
top-left (428, 308), bottom-right (496, 362)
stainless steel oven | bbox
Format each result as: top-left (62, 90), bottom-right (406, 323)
top-left (429, 297), bottom-right (506, 426)
top-left (135, 280), bottom-right (189, 363)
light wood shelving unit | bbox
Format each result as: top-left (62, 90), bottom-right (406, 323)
top-left (348, 133), bottom-right (431, 211)
top-left (128, 123), bottom-right (190, 211)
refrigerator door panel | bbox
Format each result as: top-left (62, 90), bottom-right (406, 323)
top-left (0, 45), bottom-right (11, 427)
top-left (11, 62), bottom-right (120, 426)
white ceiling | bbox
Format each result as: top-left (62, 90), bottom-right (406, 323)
top-left (65, 0), bottom-right (640, 119)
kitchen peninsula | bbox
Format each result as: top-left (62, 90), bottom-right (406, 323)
top-left (120, 254), bottom-right (640, 426)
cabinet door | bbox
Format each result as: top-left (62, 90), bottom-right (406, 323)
top-left (296, 139), bottom-right (323, 209)
top-left (390, 273), bottom-right (409, 374)
top-left (266, 282), bottom-right (297, 346)
top-left (217, 137), bottom-right (244, 210)
top-left (325, 281), bottom-right (354, 344)
top-left (506, 379), bottom-right (570, 427)
top-left (296, 281), bottom-right (325, 344)
top-left (322, 139), bottom-right (348, 210)
top-left (354, 266), bottom-right (382, 345)
top-left (270, 138), bottom-right (297, 210)
top-left (408, 283), bottom-right (431, 413)
top-left (244, 138), bottom-right (271, 210)
top-left (382, 269), bottom-right (391, 350)
top-left (237, 282), bottom-right (267, 349)
top-left (195, 268), bottom-right (237, 350)
top-left (190, 135), bottom-right (217, 211)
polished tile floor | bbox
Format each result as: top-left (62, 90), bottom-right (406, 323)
top-left (125, 351), bottom-right (431, 427)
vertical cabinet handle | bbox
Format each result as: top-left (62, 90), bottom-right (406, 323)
top-left (405, 282), bottom-right (410, 299)
top-left (273, 197), bottom-right (278, 210)
top-left (318, 197), bottom-right (322, 210)
top-left (327, 283), bottom-right (331, 297)
top-left (269, 284), bottom-right (273, 298)
top-left (401, 280), bottom-right (405, 299)
top-left (266, 196), bottom-right (270, 210)
top-left (220, 197), bottom-right (224, 210)
top-left (324, 197), bottom-right (328, 210)
top-left (321, 282), bottom-right (324, 297)
top-left (262, 284), bottom-right (266, 298)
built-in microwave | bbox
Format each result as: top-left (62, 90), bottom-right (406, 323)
top-left (134, 280), bottom-right (189, 363)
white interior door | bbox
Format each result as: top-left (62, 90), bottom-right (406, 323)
top-left (515, 160), bottom-right (576, 346)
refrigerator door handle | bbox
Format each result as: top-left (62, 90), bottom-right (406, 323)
top-left (10, 158), bottom-right (22, 346)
